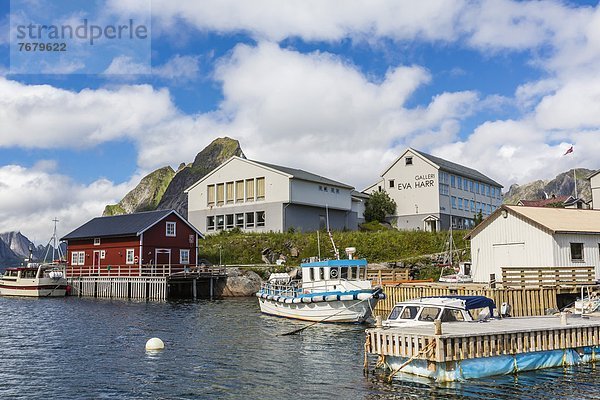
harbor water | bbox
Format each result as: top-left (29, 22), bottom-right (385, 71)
top-left (1, 296), bottom-right (599, 399)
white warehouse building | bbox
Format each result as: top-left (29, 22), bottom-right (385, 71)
top-left (185, 156), bottom-right (365, 234)
top-left (365, 148), bottom-right (503, 231)
top-left (466, 205), bottom-right (600, 283)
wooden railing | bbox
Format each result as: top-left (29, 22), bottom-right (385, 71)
top-left (65, 264), bottom-right (217, 278)
top-left (374, 284), bottom-right (559, 318)
top-left (367, 268), bottom-right (410, 285)
top-left (501, 266), bottom-right (596, 288)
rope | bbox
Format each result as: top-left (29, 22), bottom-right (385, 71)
top-left (387, 341), bottom-right (436, 382)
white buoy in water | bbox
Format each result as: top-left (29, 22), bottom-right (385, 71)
top-left (145, 338), bottom-right (165, 351)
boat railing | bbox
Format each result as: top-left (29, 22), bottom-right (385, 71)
top-left (260, 281), bottom-right (301, 297)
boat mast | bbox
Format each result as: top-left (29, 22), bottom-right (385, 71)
top-left (325, 205), bottom-right (339, 260)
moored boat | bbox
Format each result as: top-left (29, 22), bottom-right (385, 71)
top-left (256, 250), bottom-right (384, 323)
top-left (0, 263), bottom-right (67, 297)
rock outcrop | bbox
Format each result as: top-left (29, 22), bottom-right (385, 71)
top-left (217, 268), bottom-right (262, 297)
top-left (103, 166), bottom-right (175, 216)
top-left (503, 168), bottom-right (593, 205)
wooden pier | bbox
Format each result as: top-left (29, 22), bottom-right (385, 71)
top-left (365, 314), bottom-right (600, 381)
top-left (67, 267), bottom-right (227, 300)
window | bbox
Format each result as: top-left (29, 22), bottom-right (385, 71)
top-left (570, 243), bottom-right (584, 261)
top-left (388, 179), bottom-right (395, 189)
top-left (245, 212), bottom-right (254, 228)
top-left (439, 183), bottom-right (449, 195)
top-left (126, 249), bottom-right (135, 264)
top-left (71, 252), bottom-right (79, 265)
top-left (78, 251), bottom-right (85, 265)
top-left (458, 197), bottom-right (463, 210)
top-left (470, 200), bottom-right (475, 212)
top-left (451, 196), bottom-right (457, 209)
top-left (226, 214), bottom-right (234, 229)
top-left (464, 179), bottom-right (469, 191)
top-left (440, 309), bottom-right (465, 322)
top-left (180, 249), bottom-right (190, 264)
top-left (418, 307), bottom-right (441, 321)
top-left (100, 250), bottom-right (106, 259)
top-left (207, 216), bottom-right (215, 231)
top-left (166, 221), bottom-right (176, 237)
top-left (457, 176), bottom-right (462, 189)
top-left (475, 182), bottom-right (480, 194)
top-left (216, 215), bottom-right (224, 230)
top-left (207, 185), bottom-right (215, 206)
top-left (486, 185), bottom-right (490, 197)
top-left (319, 185), bottom-right (323, 191)
top-left (256, 177), bottom-right (265, 201)
top-left (400, 306), bottom-right (419, 319)
top-left (235, 213), bottom-right (244, 228)
top-left (246, 179), bottom-right (254, 201)
top-left (235, 180), bottom-right (244, 203)
top-left (450, 175), bottom-right (455, 188)
top-left (476, 202), bottom-right (481, 212)
top-left (216, 183), bottom-right (225, 206)
top-left (405, 156), bottom-right (413, 165)
top-left (490, 187), bottom-right (495, 198)
top-left (469, 180), bottom-right (474, 192)
top-left (94, 238), bottom-right (101, 246)
top-left (256, 211), bottom-right (265, 227)
top-left (226, 182), bottom-right (234, 204)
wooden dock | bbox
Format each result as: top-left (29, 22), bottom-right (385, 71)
top-left (365, 314), bottom-right (600, 381)
top-left (68, 268), bottom-right (227, 300)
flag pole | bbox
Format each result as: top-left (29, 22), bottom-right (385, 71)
top-left (574, 168), bottom-right (578, 198)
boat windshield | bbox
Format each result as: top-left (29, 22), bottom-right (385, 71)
top-left (440, 308), bottom-right (465, 322)
top-left (418, 307), bottom-right (441, 321)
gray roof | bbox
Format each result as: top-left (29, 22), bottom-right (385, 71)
top-left (250, 160), bottom-right (354, 189)
top-left (61, 210), bottom-right (193, 241)
top-left (412, 149), bottom-right (503, 188)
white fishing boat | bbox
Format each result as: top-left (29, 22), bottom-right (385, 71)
top-left (0, 218), bottom-right (68, 298)
top-left (0, 263), bottom-right (67, 297)
top-left (256, 248), bottom-right (384, 323)
top-left (382, 296), bottom-right (497, 328)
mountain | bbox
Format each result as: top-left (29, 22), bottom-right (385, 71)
top-left (104, 166), bottom-right (176, 216)
top-left (104, 137), bottom-right (245, 218)
top-left (157, 137), bottom-right (245, 216)
top-left (503, 168), bottom-right (593, 205)
top-left (0, 231), bottom-right (66, 269)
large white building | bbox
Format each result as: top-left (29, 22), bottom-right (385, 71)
top-left (466, 205), bottom-right (600, 283)
top-left (589, 170), bottom-right (600, 209)
top-left (365, 148), bottom-right (503, 231)
top-left (185, 156), bottom-right (365, 234)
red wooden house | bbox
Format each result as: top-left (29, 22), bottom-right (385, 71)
top-left (61, 210), bottom-right (203, 277)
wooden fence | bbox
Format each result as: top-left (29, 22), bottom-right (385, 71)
top-left (502, 266), bottom-right (596, 288)
top-left (367, 268), bottom-right (411, 285)
top-left (374, 283), bottom-right (559, 318)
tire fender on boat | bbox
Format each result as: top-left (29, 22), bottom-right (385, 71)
top-left (356, 293), bottom-right (372, 301)
top-left (325, 294), bottom-right (338, 302)
top-left (301, 297), bottom-right (312, 303)
top-left (292, 298), bottom-right (302, 304)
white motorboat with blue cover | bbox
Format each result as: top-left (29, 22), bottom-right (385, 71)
top-left (257, 257), bottom-right (385, 323)
top-left (383, 296), bottom-right (497, 328)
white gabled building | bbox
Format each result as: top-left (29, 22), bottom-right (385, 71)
top-left (589, 170), bottom-right (600, 210)
top-left (365, 148), bottom-right (503, 231)
top-left (185, 156), bottom-right (361, 234)
top-left (466, 205), bottom-right (600, 283)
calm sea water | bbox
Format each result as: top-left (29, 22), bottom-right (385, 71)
top-left (1, 296), bottom-right (599, 399)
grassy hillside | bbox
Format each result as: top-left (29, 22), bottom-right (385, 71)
top-left (199, 229), bottom-right (470, 266)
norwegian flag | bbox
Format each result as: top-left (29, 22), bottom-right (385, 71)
top-left (563, 146), bottom-right (574, 156)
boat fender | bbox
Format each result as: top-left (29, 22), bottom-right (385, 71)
top-left (255, 292), bottom-right (261, 297)
top-left (292, 298), bottom-right (302, 304)
top-left (339, 294), bottom-right (354, 301)
top-left (325, 295), bottom-right (338, 302)
top-left (267, 295), bottom-right (274, 301)
top-left (356, 293), bottom-right (372, 301)
top-left (301, 297), bottom-right (312, 303)
top-left (273, 296), bottom-right (280, 302)
top-left (312, 296), bottom-right (324, 302)
top-left (284, 298), bottom-right (293, 304)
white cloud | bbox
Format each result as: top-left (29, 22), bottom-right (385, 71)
top-left (152, 54), bottom-right (199, 81)
top-left (0, 164), bottom-right (131, 243)
top-left (104, 55), bottom-right (150, 75)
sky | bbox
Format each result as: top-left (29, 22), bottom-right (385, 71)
top-left (1, 0), bottom-right (600, 243)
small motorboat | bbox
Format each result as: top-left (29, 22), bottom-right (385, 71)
top-left (0, 263), bottom-right (67, 297)
top-left (382, 296), bottom-right (497, 328)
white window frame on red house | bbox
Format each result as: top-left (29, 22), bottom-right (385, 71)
top-left (166, 221), bottom-right (176, 237)
top-left (180, 249), bottom-right (190, 264)
top-left (71, 251), bottom-right (79, 265)
top-left (94, 238), bottom-right (101, 246)
top-left (78, 251), bottom-right (85, 265)
top-left (126, 249), bottom-right (135, 264)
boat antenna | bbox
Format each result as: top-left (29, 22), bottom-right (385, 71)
top-left (325, 205), bottom-right (339, 260)
top-left (317, 230), bottom-right (321, 261)
top-left (43, 218), bottom-right (61, 263)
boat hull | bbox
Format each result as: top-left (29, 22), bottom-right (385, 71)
top-left (0, 282), bottom-right (67, 297)
top-left (258, 297), bottom-right (379, 323)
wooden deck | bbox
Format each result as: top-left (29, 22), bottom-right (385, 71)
top-left (366, 314), bottom-right (600, 363)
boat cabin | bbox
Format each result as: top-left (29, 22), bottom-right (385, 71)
top-left (301, 259), bottom-right (371, 293)
top-left (383, 296), bottom-right (496, 328)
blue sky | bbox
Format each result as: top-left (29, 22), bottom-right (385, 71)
top-left (0, 0), bottom-right (599, 240)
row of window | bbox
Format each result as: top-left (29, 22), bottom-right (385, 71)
top-left (207, 177), bottom-right (265, 207)
top-left (70, 249), bottom-right (190, 265)
top-left (451, 196), bottom-right (497, 215)
top-left (450, 216), bottom-right (475, 230)
top-left (207, 211), bottom-right (266, 231)
top-left (440, 172), bottom-right (501, 199)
